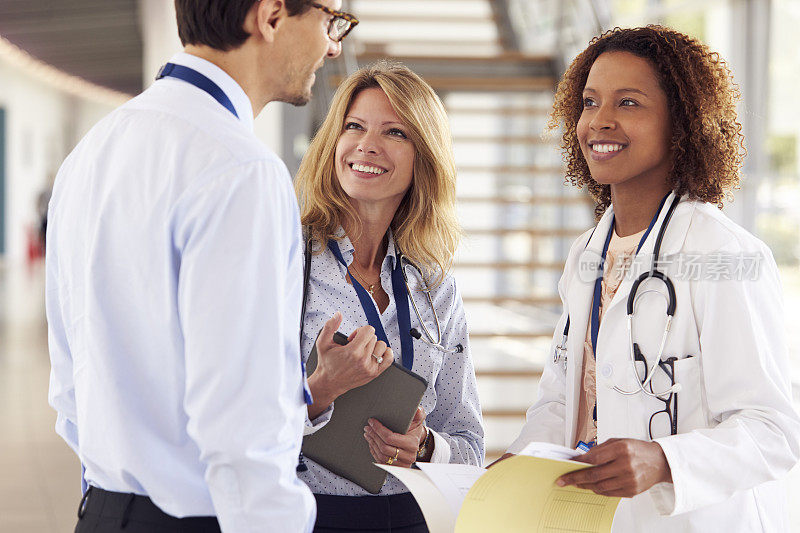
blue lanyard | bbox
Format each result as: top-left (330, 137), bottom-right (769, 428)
top-left (590, 193), bottom-right (671, 358)
top-left (327, 239), bottom-right (414, 370)
top-left (155, 63), bottom-right (239, 119)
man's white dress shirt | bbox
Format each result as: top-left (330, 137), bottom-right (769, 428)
top-left (300, 232), bottom-right (485, 495)
top-left (46, 52), bottom-right (315, 532)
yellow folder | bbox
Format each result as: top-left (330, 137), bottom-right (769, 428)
top-left (379, 455), bottom-right (620, 532)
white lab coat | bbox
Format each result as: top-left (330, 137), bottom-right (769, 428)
top-left (508, 193), bottom-right (800, 532)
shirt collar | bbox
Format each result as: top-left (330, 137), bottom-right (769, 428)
top-left (332, 227), bottom-right (400, 272)
top-left (166, 52), bottom-right (255, 132)
top-left (385, 230), bottom-right (399, 270)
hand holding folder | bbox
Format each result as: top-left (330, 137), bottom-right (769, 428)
top-left (307, 313), bottom-right (395, 421)
top-left (303, 328), bottom-right (428, 493)
top-left (364, 405), bottom-right (428, 468)
top-left (378, 442), bottom-right (621, 532)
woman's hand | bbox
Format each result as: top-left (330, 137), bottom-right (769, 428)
top-left (307, 312), bottom-right (393, 419)
top-left (556, 438), bottom-right (672, 497)
top-left (364, 407), bottom-right (428, 468)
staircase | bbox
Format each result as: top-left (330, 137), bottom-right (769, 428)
top-left (330, 0), bottom-right (598, 460)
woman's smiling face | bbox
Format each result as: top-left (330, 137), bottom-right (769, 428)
top-left (576, 51), bottom-right (673, 192)
top-left (334, 87), bottom-right (415, 212)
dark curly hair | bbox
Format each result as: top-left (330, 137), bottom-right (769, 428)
top-left (548, 26), bottom-right (745, 217)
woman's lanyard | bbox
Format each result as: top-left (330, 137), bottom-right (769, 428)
top-left (589, 193), bottom-right (671, 358)
top-left (155, 63), bottom-right (239, 119)
top-left (327, 240), bottom-right (415, 370)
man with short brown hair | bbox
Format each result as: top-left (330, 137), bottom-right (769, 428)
top-left (46, 1), bottom-right (356, 531)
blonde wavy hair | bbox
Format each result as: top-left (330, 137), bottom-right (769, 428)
top-left (295, 61), bottom-right (461, 287)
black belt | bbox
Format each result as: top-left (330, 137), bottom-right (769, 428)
top-left (313, 492), bottom-right (428, 531)
top-left (77, 486), bottom-right (221, 532)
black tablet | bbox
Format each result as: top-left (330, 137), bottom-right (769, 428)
top-left (302, 331), bottom-right (428, 494)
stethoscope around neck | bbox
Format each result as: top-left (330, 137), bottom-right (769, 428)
top-left (617, 196), bottom-right (681, 397)
top-left (555, 193), bottom-right (682, 399)
top-left (398, 253), bottom-right (464, 355)
top-left (322, 237), bottom-right (464, 363)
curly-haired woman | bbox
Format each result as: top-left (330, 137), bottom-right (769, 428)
top-left (503, 26), bottom-right (800, 531)
top-left (295, 61), bottom-right (484, 532)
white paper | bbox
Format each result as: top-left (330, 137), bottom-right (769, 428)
top-left (518, 441), bottom-right (582, 461)
top-left (415, 463), bottom-right (486, 518)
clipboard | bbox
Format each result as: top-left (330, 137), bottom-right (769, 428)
top-left (302, 331), bottom-right (428, 494)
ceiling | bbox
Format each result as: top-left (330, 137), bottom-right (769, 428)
top-left (0, 0), bottom-right (142, 95)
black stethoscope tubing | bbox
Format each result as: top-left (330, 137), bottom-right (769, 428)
top-left (555, 194), bottom-right (680, 381)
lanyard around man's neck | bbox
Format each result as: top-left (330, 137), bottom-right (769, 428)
top-left (156, 63), bottom-right (239, 119)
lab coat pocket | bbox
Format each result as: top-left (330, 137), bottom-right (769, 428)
top-left (673, 355), bottom-right (706, 434)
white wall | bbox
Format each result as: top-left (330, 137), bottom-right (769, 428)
top-left (0, 57), bottom-right (114, 264)
top-left (139, 0), bottom-right (182, 89)
top-left (0, 1), bottom-right (289, 264)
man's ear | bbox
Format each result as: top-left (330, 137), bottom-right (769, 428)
top-left (252, 0), bottom-right (286, 44)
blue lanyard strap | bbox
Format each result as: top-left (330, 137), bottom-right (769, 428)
top-left (590, 193), bottom-right (671, 358)
top-left (392, 257), bottom-right (415, 371)
top-left (327, 239), bottom-right (414, 370)
top-left (156, 63), bottom-right (239, 119)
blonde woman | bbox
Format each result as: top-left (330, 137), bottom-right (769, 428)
top-left (295, 61), bottom-right (484, 532)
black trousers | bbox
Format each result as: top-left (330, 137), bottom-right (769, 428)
top-left (75, 486), bottom-right (221, 533)
top-left (313, 493), bottom-right (429, 533)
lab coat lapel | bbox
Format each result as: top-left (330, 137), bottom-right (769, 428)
top-left (564, 208), bottom-right (615, 446)
top-left (658, 197), bottom-right (694, 257)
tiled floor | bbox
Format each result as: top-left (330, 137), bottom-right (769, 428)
top-left (1, 264), bottom-right (80, 532)
top-left (3, 262), bottom-right (800, 532)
